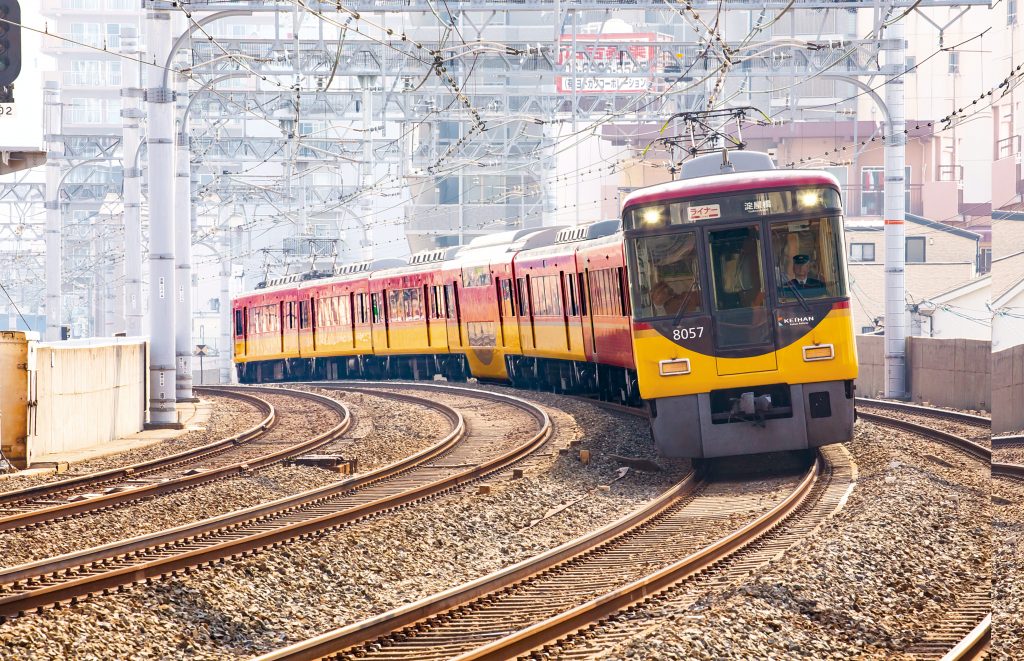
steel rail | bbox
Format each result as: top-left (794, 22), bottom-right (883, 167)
top-left (252, 475), bottom-right (704, 661)
top-left (940, 614), bottom-right (991, 661)
top-left (0, 388), bottom-right (274, 508)
top-left (0, 386), bottom-right (550, 620)
top-left (449, 454), bottom-right (821, 661)
top-left (854, 409), bottom-right (991, 463)
top-left (856, 399), bottom-right (991, 661)
top-left (856, 397), bottom-right (991, 430)
top-left (993, 462), bottom-right (1024, 480)
top-left (993, 434), bottom-right (1024, 449)
top-left (0, 387), bottom-right (347, 531)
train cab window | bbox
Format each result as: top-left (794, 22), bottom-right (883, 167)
top-left (769, 217), bottom-right (846, 303)
top-left (708, 227), bottom-right (766, 311)
top-left (707, 226), bottom-right (772, 349)
top-left (629, 232), bottom-right (703, 319)
top-left (234, 310), bottom-right (244, 336)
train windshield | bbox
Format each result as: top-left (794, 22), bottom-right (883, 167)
top-left (768, 216), bottom-right (846, 303)
top-left (629, 232), bottom-right (703, 319)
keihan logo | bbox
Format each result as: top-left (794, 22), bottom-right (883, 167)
top-left (778, 315), bottom-right (815, 326)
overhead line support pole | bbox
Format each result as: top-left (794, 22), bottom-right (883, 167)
top-left (145, 5), bottom-right (179, 426)
top-left (882, 22), bottom-right (907, 398)
top-left (175, 71), bottom-right (196, 402)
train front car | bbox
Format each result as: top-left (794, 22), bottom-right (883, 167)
top-left (623, 152), bottom-right (857, 458)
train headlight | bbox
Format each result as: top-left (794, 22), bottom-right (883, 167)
top-left (641, 207), bottom-right (664, 226)
top-left (659, 358), bottom-right (691, 375)
top-left (802, 344), bottom-right (834, 361)
top-left (798, 190), bottom-right (822, 208)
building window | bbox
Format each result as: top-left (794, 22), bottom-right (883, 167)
top-left (860, 166), bottom-right (912, 216)
top-left (438, 178), bottom-right (459, 205)
top-left (850, 243), bottom-right (875, 262)
top-left (948, 51), bottom-right (959, 74)
top-left (906, 237), bottom-right (926, 263)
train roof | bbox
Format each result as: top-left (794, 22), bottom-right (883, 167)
top-left (454, 226), bottom-right (564, 267)
top-left (621, 169), bottom-right (839, 211)
top-left (516, 220), bottom-right (622, 262)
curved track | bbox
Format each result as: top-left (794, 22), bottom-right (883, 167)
top-left (856, 398), bottom-right (991, 449)
top-left (0, 384), bottom-right (550, 621)
top-left (0, 387), bottom-right (351, 531)
top-left (255, 432), bottom-right (856, 661)
top-left (855, 398), bottom-right (991, 661)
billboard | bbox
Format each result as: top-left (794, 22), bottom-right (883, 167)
top-left (556, 32), bottom-right (672, 94)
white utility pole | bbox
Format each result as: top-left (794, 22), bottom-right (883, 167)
top-left (175, 71), bottom-right (195, 401)
top-left (883, 17), bottom-right (907, 398)
top-left (122, 26), bottom-right (144, 337)
top-left (44, 80), bottom-right (63, 342)
top-left (145, 5), bottom-right (178, 425)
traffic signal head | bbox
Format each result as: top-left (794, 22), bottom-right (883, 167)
top-left (0, 0), bottom-right (21, 88)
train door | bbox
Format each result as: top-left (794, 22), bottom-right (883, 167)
top-left (237, 307), bottom-right (247, 357)
top-left (279, 301), bottom-right (286, 354)
top-left (705, 225), bottom-right (777, 375)
top-left (445, 282), bottom-right (463, 348)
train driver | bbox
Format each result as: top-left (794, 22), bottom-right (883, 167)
top-left (651, 280), bottom-right (699, 316)
top-left (786, 254), bottom-right (826, 291)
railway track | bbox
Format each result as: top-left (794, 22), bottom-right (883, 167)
top-left (253, 434), bottom-right (856, 661)
top-left (0, 384), bottom-right (550, 621)
top-left (856, 398), bottom-right (992, 449)
top-left (855, 398), bottom-right (991, 661)
top-left (992, 434), bottom-right (1024, 451)
top-left (0, 387), bottom-right (350, 532)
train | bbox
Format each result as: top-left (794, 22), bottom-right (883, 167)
top-left (232, 150), bottom-right (858, 458)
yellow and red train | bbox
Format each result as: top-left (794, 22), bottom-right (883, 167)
top-left (233, 152), bottom-right (858, 458)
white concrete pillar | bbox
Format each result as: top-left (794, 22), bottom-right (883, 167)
top-left (121, 26), bottom-right (144, 337)
top-left (44, 81), bottom-right (62, 341)
top-left (174, 72), bottom-right (195, 401)
top-left (883, 17), bottom-right (907, 398)
top-left (145, 7), bottom-right (178, 424)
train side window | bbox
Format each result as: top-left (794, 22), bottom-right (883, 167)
top-left (577, 273), bottom-right (587, 316)
top-left (286, 302), bottom-right (295, 329)
top-left (499, 279), bottom-right (515, 317)
top-left (517, 278), bottom-right (530, 317)
top-left (234, 310), bottom-right (244, 336)
top-left (371, 293), bottom-right (382, 323)
top-left (616, 268), bottom-right (628, 315)
top-left (563, 272), bottom-right (578, 316)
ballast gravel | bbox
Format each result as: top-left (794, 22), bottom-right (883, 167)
top-left (0, 386), bottom-right (687, 660)
top-left (0, 389), bottom-right (449, 567)
top-left (992, 468), bottom-right (1024, 659)
top-left (599, 418), bottom-right (990, 660)
top-left (0, 394), bottom-right (266, 493)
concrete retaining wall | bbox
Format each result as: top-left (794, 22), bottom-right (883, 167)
top-left (854, 335), bottom-right (885, 398)
top-left (906, 337), bottom-right (990, 412)
top-left (993, 345), bottom-right (1024, 434)
top-left (26, 338), bottom-right (148, 464)
top-left (854, 335), bottom-right (991, 411)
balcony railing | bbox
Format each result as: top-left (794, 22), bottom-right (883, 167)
top-left (997, 135), bottom-right (1021, 160)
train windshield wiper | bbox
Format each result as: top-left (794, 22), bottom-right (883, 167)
top-left (783, 281), bottom-right (812, 316)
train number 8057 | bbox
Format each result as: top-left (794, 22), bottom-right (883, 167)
top-left (672, 326), bottom-right (704, 341)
